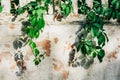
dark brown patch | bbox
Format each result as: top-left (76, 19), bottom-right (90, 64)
top-left (37, 39), bottom-right (51, 57)
top-left (118, 45), bottom-right (120, 48)
top-left (53, 63), bottom-right (61, 71)
top-left (67, 43), bottom-right (72, 50)
top-left (112, 51), bottom-right (117, 59)
top-left (54, 37), bottom-right (59, 44)
top-left (107, 51), bottom-right (117, 60)
top-left (53, 58), bottom-right (64, 71)
top-left (62, 70), bottom-right (69, 80)
top-left (10, 23), bottom-right (15, 29)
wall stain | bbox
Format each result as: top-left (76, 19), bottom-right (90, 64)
top-left (54, 37), bottom-right (59, 44)
top-left (53, 58), bottom-right (69, 80)
top-left (107, 50), bottom-right (118, 62)
top-left (10, 23), bottom-right (15, 29)
top-left (36, 39), bottom-right (51, 57)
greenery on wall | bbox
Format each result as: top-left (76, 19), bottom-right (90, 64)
top-left (0, 0), bottom-right (2, 12)
top-left (0, 0), bottom-right (120, 70)
top-left (69, 0), bottom-right (119, 69)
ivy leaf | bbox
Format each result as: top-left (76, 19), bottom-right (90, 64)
top-left (0, 6), bottom-right (2, 12)
top-left (91, 27), bottom-right (99, 38)
top-left (35, 31), bottom-right (40, 38)
top-left (37, 18), bottom-right (45, 29)
top-left (116, 2), bottom-right (120, 9)
top-left (86, 40), bottom-right (92, 46)
top-left (34, 58), bottom-right (40, 65)
top-left (93, 23), bottom-right (101, 28)
top-left (36, 7), bottom-right (45, 16)
top-left (17, 8), bottom-right (25, 15)
top-left (81, 45), bottom-right (87, 55)
top-left (98, 33), bottom-right (105, 47)
top-left (97, 49), bottom-right (105, 62)
top-left (111, 0), bottom-right (117, 5)
top-left (112, 11), bottom-right (116, 19)
top-left (61, 3), bottom-right (66, 11)
top-left (29, 41), bottom-right (36, 49)
top-left (91, 52), bottom-right (96, 58)
top-left (33, 48), bottom-right (39, 56)
top-left (66, 6), bottom-right (70, 16)
top-left (28, 29), bottom-right (34, 38)
top-left (31, 17), bottom-right (37, 26)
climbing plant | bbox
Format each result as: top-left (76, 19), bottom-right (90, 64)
top-left (12, 0), bottom-right (73, 66)
top-left (69, 0), bottom-right (109, 69)
top-left (0, 0), bottom-right (2, 12)
top-left (8, 0), bottom-right (119, 69)
top-left (103, 0), bottom-right (120, 22)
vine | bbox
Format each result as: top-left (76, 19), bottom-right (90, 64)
top-left (12, 0), bottom-right (73, 67)
top-left (0, 0), bottom-right (2, 12)
top-left (1, 0), bottom-right (118, 70)
top-left (69, 0), bottom-right (109, 69)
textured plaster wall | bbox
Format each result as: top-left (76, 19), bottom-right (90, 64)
top-left (0, 0), bottom-right (120, 80)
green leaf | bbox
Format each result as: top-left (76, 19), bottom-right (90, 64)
top-left (98, 33), bottom-right (105, 46)
top-left (85, 45), bottom-right (90, 54)
top-left (66, 6), bottom-right (70, 16)
top-left (36, 7), bottom-right (45, 16)
top-left (33, 48), bottom-right (39, 56)
top-left (31, 17), bottom-right (37, 26)
top-left (111, 0), bottom-right (117, 5)
top-left (91, 27), bottom-right (100, 38)
top-left (35, 31), bottom-right (40, 38)
top-left (28, 29), bottom-right (34, 38)
top-left (112, 11), bottom-right (116, 19)
top-left (61, 3), bottom-right (66, 11)
top-left (29, 41), bottom-right (36, 49)
top-left (116, 2), bottom-right (120, 9)
top-left (81, 45), bottom-right (87, 55)
top-left (86, 40), bottom-right (92, 46)
top-left (97, 49), bottom-right (105, 62)
top-left (91, 52), bottom-right (96, 58)
top-left (17, 8), bottom-right (25, 15)
top-left (104, 8), bottom-right (112, 20)
top-left (93, 23), bottom-right (101, 28)
top-left (34, 58), bottom-right (40, 65)
top-left (0, 6), bottom-right (2, 12)
top-left (37, 18), bottom-right (45, 29)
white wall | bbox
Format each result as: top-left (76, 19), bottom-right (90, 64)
top-left (0, 0), bottom-right (120, 80)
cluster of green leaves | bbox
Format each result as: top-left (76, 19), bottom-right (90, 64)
top-left (103, 0), bottom-right (120, 21)
top-left (12, 1), bottom-right (48, 65)
top-left (10, 0), bottom-right (19, 14)
top-left (12, 0), bottom-right (73, 65)
top-left (61, 0), bottom-right (73, 17)
top-left (29, 40), bottom-right (45, 65)
top-left (0, 0), bottom-right (2, 12)
top-left (92, 0), bottom-right (104, 14)
top-left (77, 0), bottom-right (90, 15)
top-left (70, 0), bottom-right (109, 68)
top-left (81, 11), bottom-right (108, 62)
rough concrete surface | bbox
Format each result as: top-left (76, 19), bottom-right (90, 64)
top-left (0, 0), bottom-right (120, 80)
